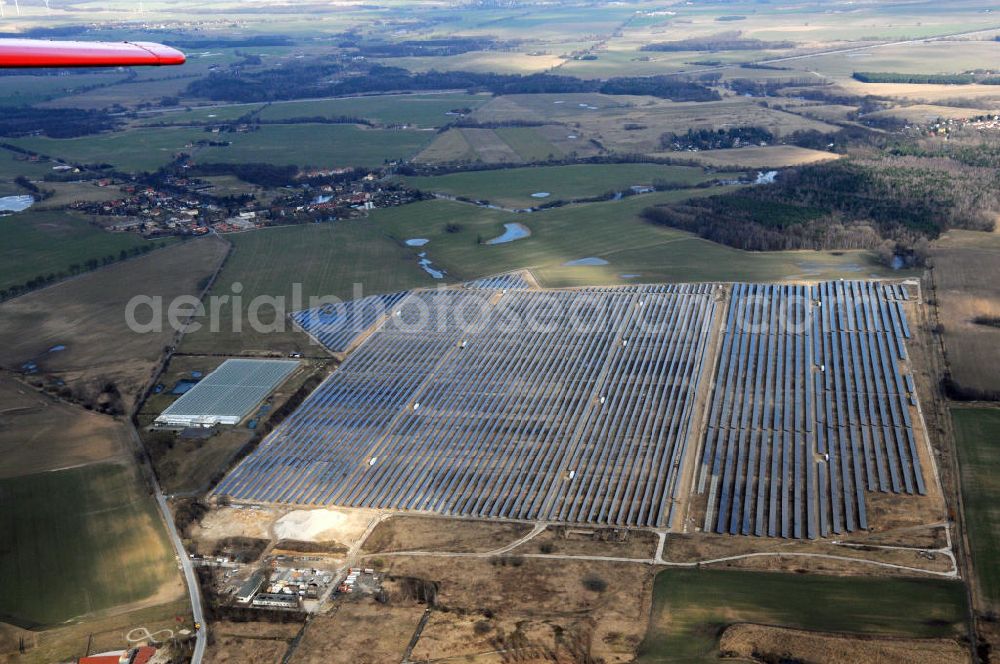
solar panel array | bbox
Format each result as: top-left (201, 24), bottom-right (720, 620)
top-left (157, 359), bottom-right (300, 425)
top-left (698, 281), bottom-right (924, 539)
top-left (290, 291), bottom-right (410, 352)
top-left (464, 272), bottom-right (533, 291)
top-left (216, 284), bottom-right (718, 527)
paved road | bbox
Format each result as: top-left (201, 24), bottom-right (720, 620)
top-left (126, 424), bottom-right (207, 664)
top-left (155, 490), bottom-right (207, 664)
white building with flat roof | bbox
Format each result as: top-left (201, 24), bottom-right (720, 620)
top-left (155, 359), bottom-right (299, 428)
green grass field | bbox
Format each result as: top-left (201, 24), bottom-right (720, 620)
top-left (133, 103), bottom-right (267, 127)
top-left (256, 93), bottom-right (490, 128)
top-left (638, 568), bottom-right (968, 663)
top-left (0, 210), bottom-right (163, 292)
top-left (7, 127), bottom-right (206, 173)
top-left (952, 407), bottom-right (1000, 609)
top-left (398, 164), bottom-right (735, 209)
top-left (368, 192), bottom-right (909, 286)
top-left (0, 72), bottom-right (130, 107)
top-left (195, 124), bottom-right (433, 169)
top-left (179, 220), bottom-right (436, 355)
top-left (0, 462), bottom-right (179, 627)
top-left (0, 152), bottom-right (60, 182)
top-left (492, 127), bottom-right (565, 161)
top-left (183, 183), bottom-right (908, 356)
top-left (9, 124), bottom-right (432, 173)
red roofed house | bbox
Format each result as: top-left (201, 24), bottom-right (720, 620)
top-left (78, 646), bottom-right (155, 664)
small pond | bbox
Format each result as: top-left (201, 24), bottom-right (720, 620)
top-left (562, 257), bottom-right (609, 267)
top-left (0, 195), bottom-right (34, 213)
top-left (486, 222), bottom-right (531, 245)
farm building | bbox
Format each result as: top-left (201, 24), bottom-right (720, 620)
top-left (252, 593), bottom-right (301, 610)
top-left (155, 359), bottom-right (298, 427)
top-left (236, 571), bottom-right (267, 603)
top-left (78, 647), bottom-right (155, 664)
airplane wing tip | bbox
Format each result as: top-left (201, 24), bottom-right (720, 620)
top-left (0, 39), bottom-right (187, 68)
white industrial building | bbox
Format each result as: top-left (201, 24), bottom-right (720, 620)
top-left (155, 359), bottom-right (299, 428)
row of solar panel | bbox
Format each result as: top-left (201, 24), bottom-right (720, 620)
top-left (216, 286), bottom-right (717, 527)
top-left (290, 291), bottom-right (411, 352)
top-left (159, 359), bottom-right (300, 421)
top-left (291, 279), bottom-right (718, 355)
top-left (463, 272), bottom-right (533, 291)
top-left (698, 281), bottom-right (923, 540)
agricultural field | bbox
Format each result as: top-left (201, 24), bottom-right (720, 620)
top-left (803, 40), bottom-right (1000, 82)
top-left (379, 50), bottom-right (565, 75)
top-left (39, 76), bottom-right (200, 111)
top-left (133, 103), bottom-right (267, 127)
top-left (0, 461), bottom-right (182, 628)
top-left (194, 124), bottom-right (434, 169)
top-left (397, 163), bottom-right (732, 209)
top-left (0, 235), bottom-right (229, 409)
top-left (677, 145), bottom-right (841, 169)
top-left (368, 194), bottom-right (910, 287)
top-left (638, 569), bottom-right (968, 663)
top-left (0, 209), bottom-right (158, 293)
top-left (170, 184), bottom-right (906, 356)
top-left (0, 151), bottom-right (58, 182)
top-left (414, 127), bottom-right (477, 163)
top-left (0, 375), bottom-right (130, 478)
top-left (33, 181), bottom-right (125, 210)
top-left (0, 72), bottom-right (130, 107)
top-left (835, 79), bottom-right (1000, 104)
top-left (0, 599), bottom-right (193, 664)
top-left (255, 92), bottom-right (491, 128)
top-left (470, 94), bottom-right (840, 155)
top-left (868, 103), bottom-right (1000, 123)
top-left (448, 127), bottom-right (520, 163)
top-left (952, 408), bottom-right (1000, 609)
top-left (179, 222), bottom-right (435, 355)
top-left (416, 124), bottom-right (600, 164)
top-left (931, 230), bottom-right (1000, 396)
top-left (6, 127), bottom-right (208, 173)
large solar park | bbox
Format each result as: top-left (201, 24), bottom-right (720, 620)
top-left (214, 274), bottom-right (935, 539)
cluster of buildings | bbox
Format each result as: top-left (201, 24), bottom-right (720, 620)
top-left (292, 171), bottom-right (419, 217)
top-left (234, 563), bottom-right (336, 609)
top-left (71, 181), bottom-right (266, 237)
top-left (338, 567), bottom-right (380, 595)
top-left (65, 169), bottom-right (418, 238)
top-left (910, 113), bottom-right (1000, 136)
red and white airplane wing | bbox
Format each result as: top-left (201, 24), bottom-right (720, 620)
top-left (0, 39), bottom-right (185, 68)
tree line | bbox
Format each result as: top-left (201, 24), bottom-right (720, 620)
top-left (641, 34), bottom-right (795, 52)
top-left (0, 242), bottom-right (167, 302)
top-left (853, 72), bottom-right (1000, 85)
top-left (661, 126), bottom-right (774, 151)
top-left (642, 157), bottom-right (998, 261)
top-left (347, 36), bottom-right (518, 58)
top-left (185, 62), bottom-right (720, 103)
top-left (0, 107), bottom-right (121, 138)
